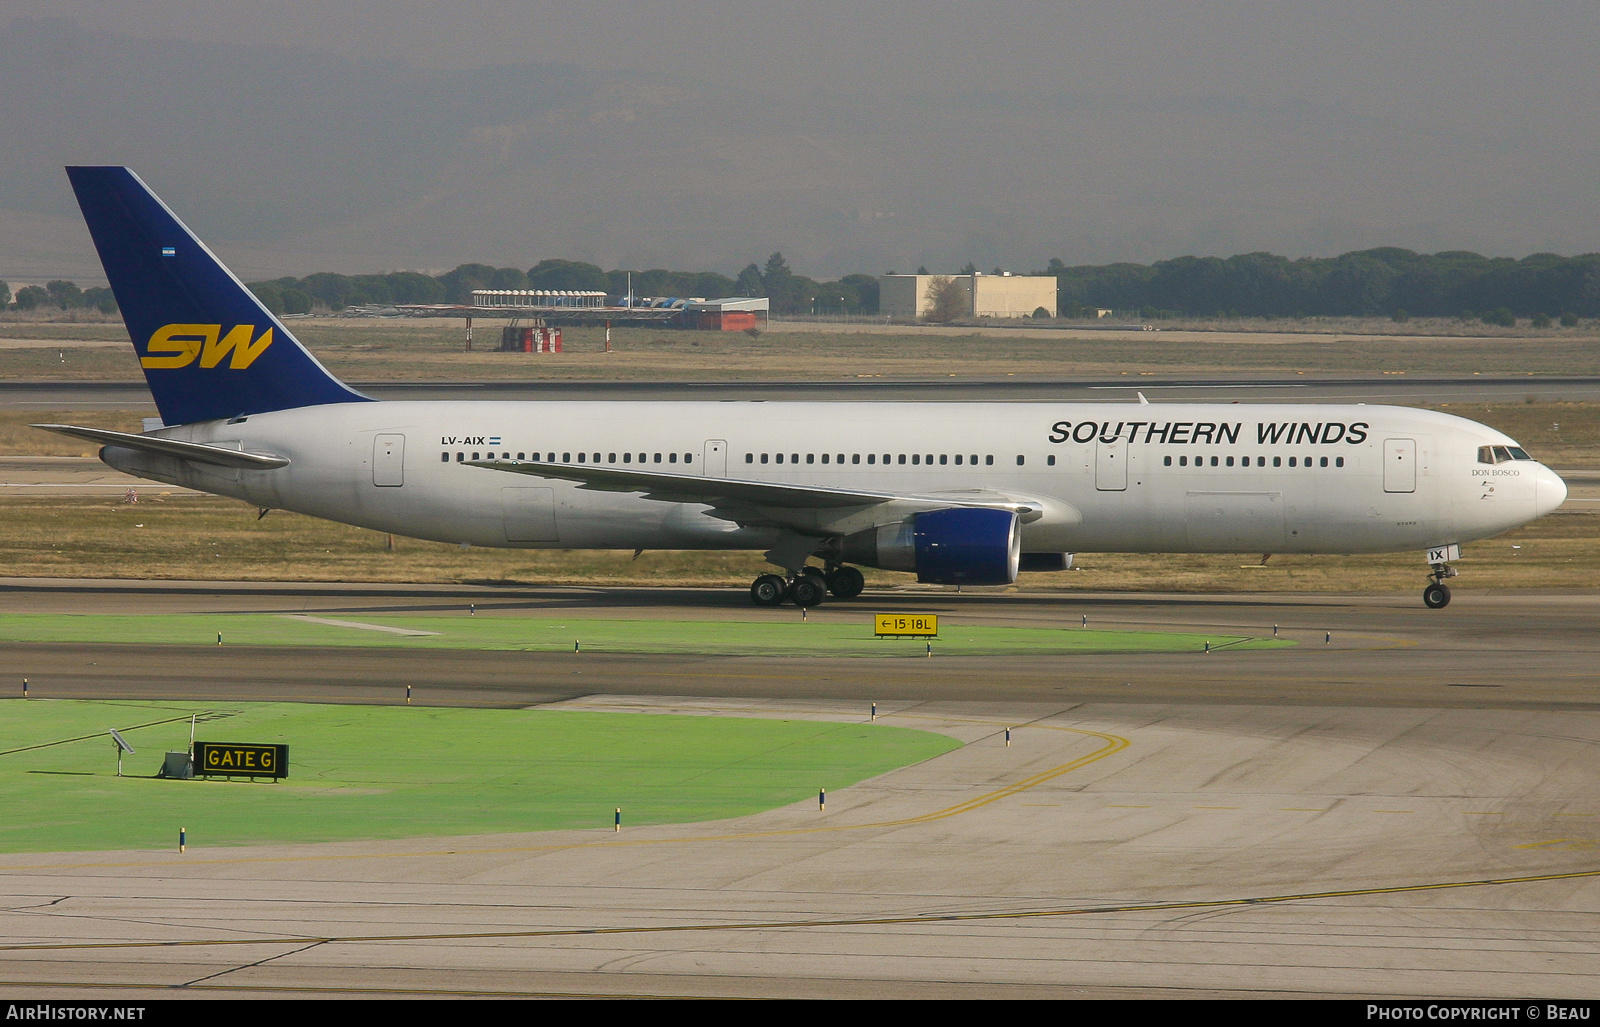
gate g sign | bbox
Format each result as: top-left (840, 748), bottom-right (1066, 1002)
top-left (195, 742), bottom-right (288, 779)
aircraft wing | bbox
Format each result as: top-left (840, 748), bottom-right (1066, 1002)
top-left (468, 459), bottom-right (1045, 519)
top-left (33, 424), bottom-right (290, 469)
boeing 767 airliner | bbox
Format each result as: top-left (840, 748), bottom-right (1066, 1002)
top-left (37, 167), bottom-right (1567, 609)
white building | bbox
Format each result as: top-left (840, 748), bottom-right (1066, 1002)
top-left (878, 272), bottom-right (1056, 320)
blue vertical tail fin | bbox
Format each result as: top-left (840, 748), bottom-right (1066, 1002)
top-left (66, 166), bottom-right (371, 427)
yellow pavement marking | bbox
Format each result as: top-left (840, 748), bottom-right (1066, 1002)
top-left (1514, 839), bottom-right (1596, 850)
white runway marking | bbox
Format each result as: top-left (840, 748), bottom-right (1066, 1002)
top-left (281, 615), bottom-right (440, 637)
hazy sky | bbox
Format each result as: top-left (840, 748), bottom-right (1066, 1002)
top-left (3, 1), bottom-right (1597, 280)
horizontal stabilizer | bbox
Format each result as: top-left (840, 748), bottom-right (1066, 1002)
top-left (33, 424), bottom-right (290, 469)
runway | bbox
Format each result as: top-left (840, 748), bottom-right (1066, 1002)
top-left (2, 582), bottom-right (1598, 999)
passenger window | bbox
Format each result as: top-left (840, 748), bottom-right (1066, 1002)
top-left (807, 454), bottom-right (815, 464)
top-left (775, 453), bottom-right (784, 464)
top-left (852, 454), bottom-right (860, 464)
top-left (898, 455), bottom-right (907, 465)
top-left (912, 454), bottom-right (920, 465)
top-left (561, 453), bottom-right (569, 462)
top-left (1226, 456), bottom-right (1234, 467)
top-left (1210, 456), bottom-right (1218, 467)
top-left (1164, 455), bottom-right (1172, 466)
top-left (653, 453), bottom-right (661, 463)
top-left (685, 454), bottom-right (692, 464)
top-left (1320, 456), bottom-right (1328, 467)
top-left (821, 454), bottom-right (829, 464)
top-left (472, 452), bottom-right (480, 461)
top-left (746, 453), bottom-right (753, 463)
top-left (761, 453), bottom-right (769, 464)
top-left (576, 453), bottom-right (585, 463)
top-left (517, 452), bottom-right (525, 461)
top-left (622, 453), bottom-right (630, 463)
top-left (940, 455), bottom-right (948, 465)
top-left (1288, 457), bottom-right (1296, 467)
top-left (1016, 455), bottom-right (1025, 466)
top-left (669, 453), bottom-right (677, 463)
top-left (1273, 456), bottom-right (1282, 467)
top-left (441, 453), bottom-right (449, 462)
top-left (985, 455), bottom-right (993, 466)
top-left (1180, 456), bottom-right (1188, 467)
top-left (955, 455), bottom-right (963, 465)
top-left (1336, 457), bottom-right (1345, 467)
top-left (1047, 455), bottom-right (1056, 466)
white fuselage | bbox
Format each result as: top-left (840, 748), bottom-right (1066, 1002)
top-left (102, 400), bottom-right (1565, 557)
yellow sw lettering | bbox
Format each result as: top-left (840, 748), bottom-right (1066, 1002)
top-left (200, 325), bottom-right (273, 369)
top-left (143, 324), bottom-right (274, 370)
top-left (142, 324), bottom-right (212, 368)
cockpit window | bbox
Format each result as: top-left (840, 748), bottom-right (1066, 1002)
top-left (1479, 445), bottom-right (1534, 464)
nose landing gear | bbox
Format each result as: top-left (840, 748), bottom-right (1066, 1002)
top-left (1423, 562), bottom-right (1459, 608)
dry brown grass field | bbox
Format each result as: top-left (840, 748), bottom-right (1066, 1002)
top-left (5, 316), bottom-right (1600, 380)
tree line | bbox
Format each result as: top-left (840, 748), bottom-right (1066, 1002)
top-left (0, 279), bottom-right (117, 313)
top-left (1050, 248), bottom-right (1600, 321)
top-left (13, 246), bottom-right (1598, 324)
top-left (245, 253), bottom-right (880, 317)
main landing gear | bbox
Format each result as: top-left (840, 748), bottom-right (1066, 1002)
top-left (748, 564), bottom-right (866, 607)
top-left (1423, 562), bottom-right (1459, 609)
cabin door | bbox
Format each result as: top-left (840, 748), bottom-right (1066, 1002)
top-left (1383, 438), bottom-right (1416, 493)
top-left (703, 439), bottom-right (728, 476)
top-left (1095, 439), bottom-right (1127, 491)
top-left (373, 434), bottom-right (404, 487)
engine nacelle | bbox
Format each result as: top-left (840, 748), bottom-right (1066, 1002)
top-left (840, 508), bottom-right (1021, 584)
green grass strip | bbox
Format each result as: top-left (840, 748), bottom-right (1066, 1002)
top-left (0, 613), bottom-right (1289, 656)
top-left (0, 700), bottom-right (960, 853)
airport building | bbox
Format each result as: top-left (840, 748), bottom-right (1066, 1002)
top-left (879, 272), bottom-right (1057, 321)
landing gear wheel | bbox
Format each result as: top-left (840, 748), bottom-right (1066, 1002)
top-left (825, 566), bottom-right (865, 599)
top-left (751, 574), bottom-right (787, 607)
top-left (789, 576), bottom-right (827, 608)
top-left (1423, 582), bottom-right (1452, 609)
top-left (801, 566), bottom-right (827, 583)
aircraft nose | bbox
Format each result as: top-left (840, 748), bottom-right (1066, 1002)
top-left (1535, 465), bottom-right (1567, 516)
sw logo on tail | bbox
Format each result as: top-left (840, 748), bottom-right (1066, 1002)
top-left (142, 324), bottom-right (274, 370)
